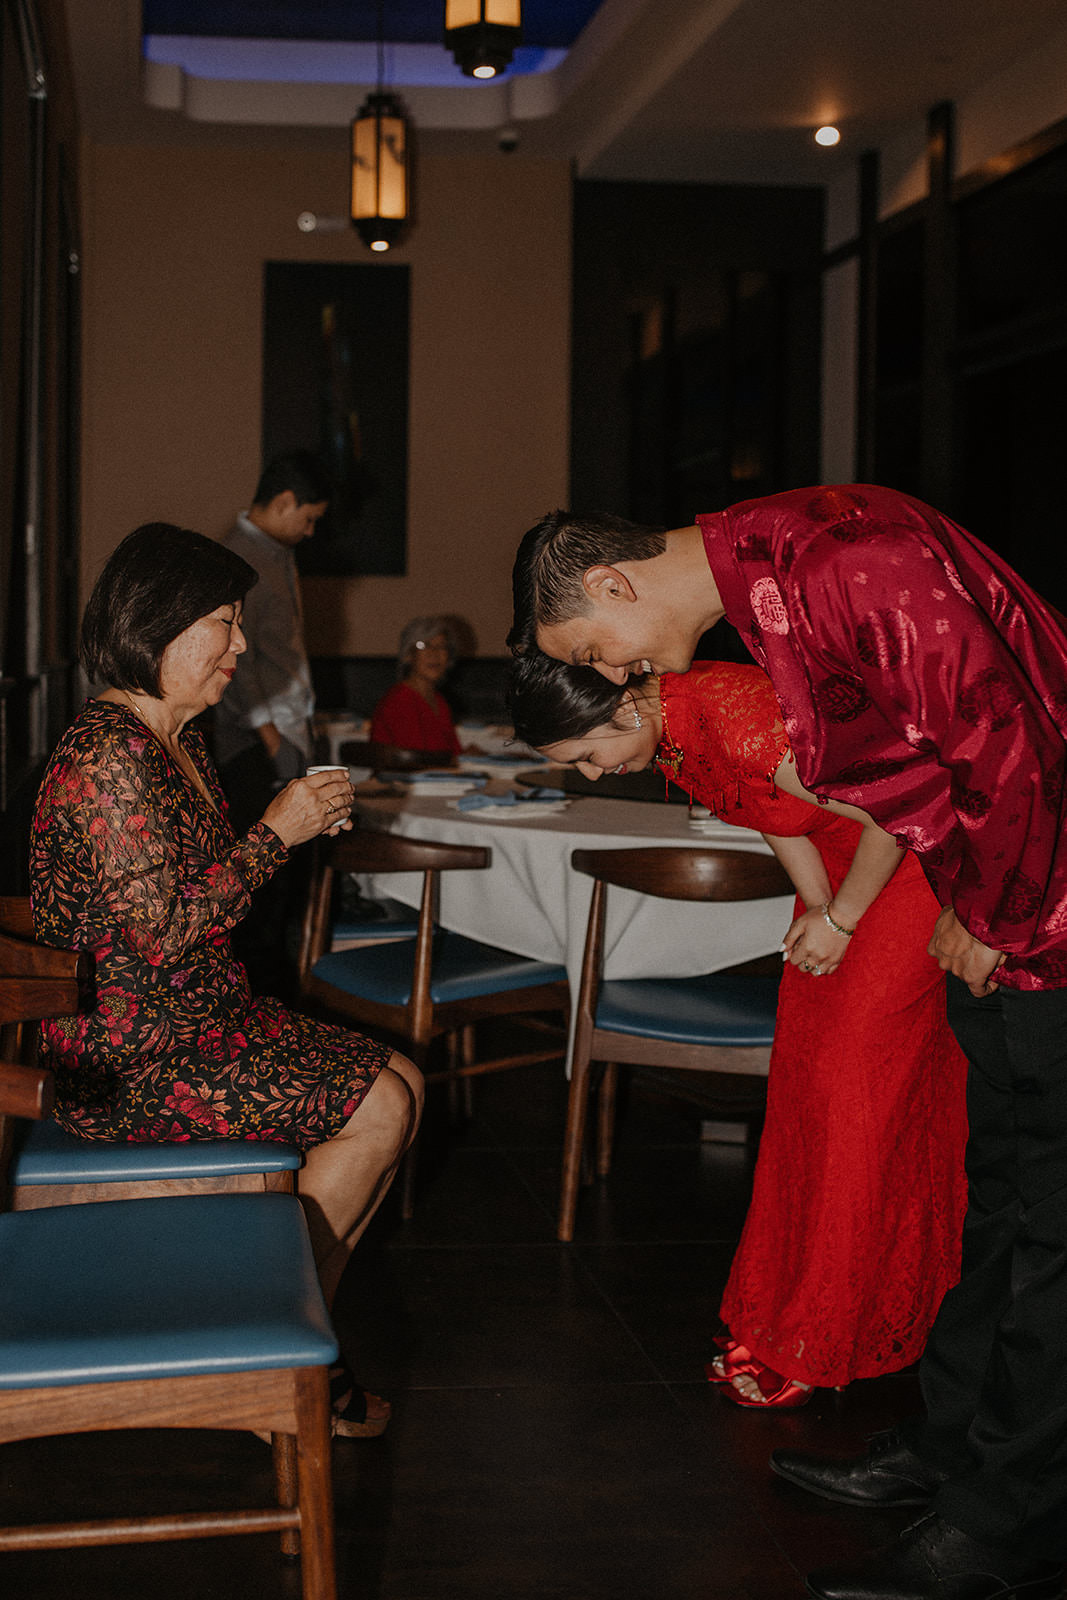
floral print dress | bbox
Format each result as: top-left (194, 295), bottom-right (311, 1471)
top-left (30, 699), bottom-right (391, 1149)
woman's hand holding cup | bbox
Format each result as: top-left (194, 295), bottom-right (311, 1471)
top-left (262, 765), bottom-right (354, 849)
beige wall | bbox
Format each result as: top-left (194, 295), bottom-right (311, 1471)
top-left (79, 141), bottom-right (572, 657)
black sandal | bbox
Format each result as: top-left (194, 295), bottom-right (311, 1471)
top-left (329, 1362), bottom-right (391, 1438)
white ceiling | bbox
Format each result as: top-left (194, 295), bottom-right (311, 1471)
top-left (64, 0), bottom-right (1067, 185)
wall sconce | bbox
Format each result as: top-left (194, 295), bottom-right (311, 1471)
top-left (445, 0), bottom-right (522, 79)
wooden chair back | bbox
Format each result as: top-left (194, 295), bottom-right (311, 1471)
top-left (299, 823), bottom-right (568, 1217)
top-left (0, 897), bottom-right (33, 939)
top-left (570, 846), bottom-right (792, 1032)
top-left (0, 902), bottom-right (300, 1209)
top-left (298, 828), bottom-right (489, 990)
top-left (558, 845), bottom-right (793, 1241)
top-left (571, 845), bottom-right (793, 902)
top-left (0, 924), bottom-right (87, 1027)
top-left (0, 928), bottom-right (86, 1096)
top-left (0, 953), bottom-right (78, 1196)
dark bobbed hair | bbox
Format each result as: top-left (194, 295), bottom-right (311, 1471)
top-left (507, 648), bottom-right (630, 750)
top-left (508, 509), bottom-right (666, 652)
top-left (252, 450), bottom-right (331, 508)
top-left (81, 523), bottom-right (257, 696)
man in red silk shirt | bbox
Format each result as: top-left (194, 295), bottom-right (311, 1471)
top-left (511, 485), bottom-right (1067, 1600)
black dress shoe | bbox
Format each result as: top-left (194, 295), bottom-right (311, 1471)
top-left (772, 1426), bottom-right (945, 1509)
top-left (805, 1512), bottom-right (1064, 1600)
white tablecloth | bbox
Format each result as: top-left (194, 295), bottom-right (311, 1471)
top-left (356, 788), bottom-right (794, 1003)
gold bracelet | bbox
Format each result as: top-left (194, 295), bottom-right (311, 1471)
top-left (820, 902), bottom-right (855, 938)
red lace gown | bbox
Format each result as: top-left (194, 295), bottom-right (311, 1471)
top-left (658, 662), bottom-right (968, 1386)
top-left (29, 699), bottom-right (392, 1149)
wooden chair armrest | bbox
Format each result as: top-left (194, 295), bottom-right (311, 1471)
top-left (0, 897), bottom-right (34, 939)
top-left (0, 1060), bottom-right (55, 1120)
top-left (0, 930), bottom-right (85, 984)
top-left (0, 935), bottom-right (87, 1029)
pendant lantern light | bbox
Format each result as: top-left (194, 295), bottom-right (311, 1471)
top-left (445, 0), bottom-right (522, 79)
top-left (350, 6), bottom-right (412, 251)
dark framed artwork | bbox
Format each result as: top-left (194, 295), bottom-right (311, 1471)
top-left (262, 260), bottom-right (409, 576)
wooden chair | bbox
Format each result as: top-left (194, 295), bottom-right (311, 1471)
top-left (559, 846), bottom-right (794, 1242)
top-left (0, 945), bottom-right (338, 1597)
top-left (313, 867), bottom-right (422, 954)
top-left (0, 896), bottom-right (302, 1208)
top-left (329, 748), bottom-right (451, 946)
top-left (298, 828), bottom-right (569, 1213)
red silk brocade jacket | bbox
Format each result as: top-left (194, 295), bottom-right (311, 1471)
top-left (699, 483), bottom-right (1067, 989)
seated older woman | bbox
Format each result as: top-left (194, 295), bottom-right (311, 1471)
top-left (30, 523), bottom-right (424, 1438)
top-left (369, 615), bottom-right (461, 760)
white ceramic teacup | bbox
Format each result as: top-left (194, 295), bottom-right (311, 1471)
top-left (308, 761), bottom-right (371, 787)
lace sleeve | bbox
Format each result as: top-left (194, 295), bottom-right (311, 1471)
top-left (661, 662), bottom-right (790, 797)
top-left (31, 718), bottom-right (287, 961)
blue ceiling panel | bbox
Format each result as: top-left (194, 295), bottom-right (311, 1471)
top-left (142, 2), bottom-right (604, 49)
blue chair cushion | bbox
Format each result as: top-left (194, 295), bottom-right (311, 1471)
top-left (313, 929), bottom-right (566, 1006)
top-left (0, 1192), bottom-right (337, 1388)
top-left (9, 1121), bottom-right (302, 1187)
top-left (595, 973), bottom-right (780, 1048)
top-left (332, 894), bottom-right (420, 944)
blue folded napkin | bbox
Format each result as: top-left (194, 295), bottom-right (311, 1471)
top-left (454, 787), bottom-right (566, 811)
top-left (382, 771), bottom-right (487, 787)
top-left (478, 751), bottom-right (547, 765)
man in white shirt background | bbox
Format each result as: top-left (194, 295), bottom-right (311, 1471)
top-left (215, 450), bottom-right (330, 991)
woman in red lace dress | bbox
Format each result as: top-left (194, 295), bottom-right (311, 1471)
top-left (31, 524), bottom-right (425, 1436)
top-left (509, 652), bottom-right (968, 1407)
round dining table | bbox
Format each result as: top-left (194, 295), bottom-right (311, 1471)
top-left (354, 779), bottom-right (796, 1019)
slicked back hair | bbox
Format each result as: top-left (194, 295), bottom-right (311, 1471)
top-left (508, 510), bottom-right (666, 653)
top-left (507, 648), bottom-right (630, 751)
top-left (81, 523), bottom-right (256, 696)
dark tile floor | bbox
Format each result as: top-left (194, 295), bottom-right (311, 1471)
top-left (2, 1053), bottom-right (921, 1600)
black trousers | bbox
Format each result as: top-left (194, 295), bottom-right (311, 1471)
top-left (914, 977), bottom-right (1067, 1556)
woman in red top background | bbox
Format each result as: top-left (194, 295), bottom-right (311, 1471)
top-left (370, 616), bottom-right (461, 758)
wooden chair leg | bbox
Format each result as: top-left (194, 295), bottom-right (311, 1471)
top-left (293, 1367), bottom-right (337, 1600)
top-left (595, 1062), bottom-right (618, 1178)
top-left (446, 1030), bottom-right (462, 1122)
top-left (461, 1024), bottom-right (475, 1118)
top-left (273, 1431), bottom-right (300, 1557)
top-left (558, 1050), bottom-right (594, 1243)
